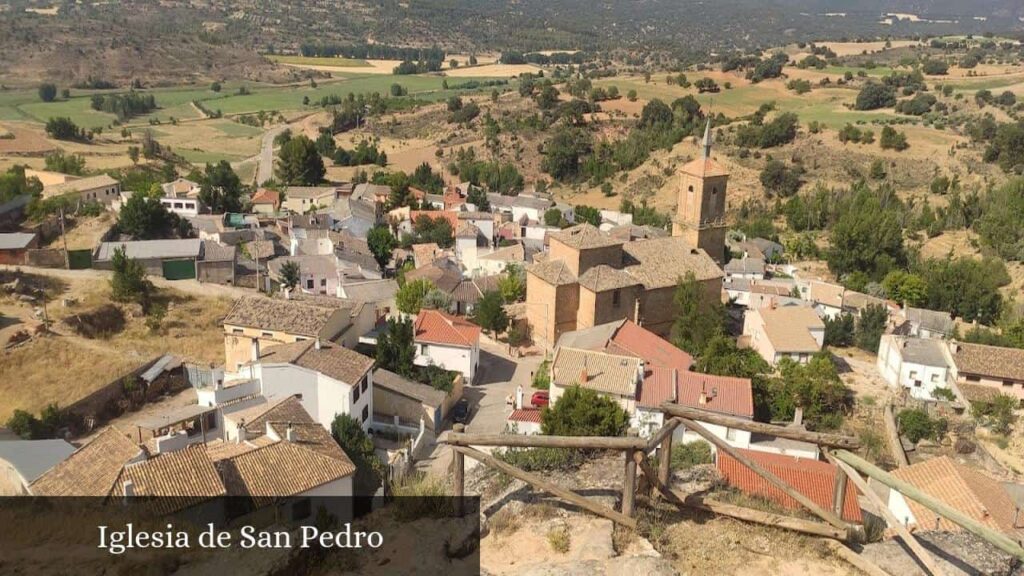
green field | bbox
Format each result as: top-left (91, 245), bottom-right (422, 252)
top-left (269, 55), bottom-right (371, 68)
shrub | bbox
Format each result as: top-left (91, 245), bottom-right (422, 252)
top-left (897, 408), bottom-right (947, 443)
top-left (494, 447), bottom-right (582, 471)
top-left (547, 526), bottom-right (571, 553)
top-left (670, 441), bottom-right (712, 470)
top-left (541, 385), bottom-right (629, 437)
top-left (970, 394), bottom-right (1017, 435)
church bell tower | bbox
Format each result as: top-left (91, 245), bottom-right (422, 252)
top-left (672, 120), bottom-right (728, 263)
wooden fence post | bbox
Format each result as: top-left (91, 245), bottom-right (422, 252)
top-left (832, 466), bottom-right (848, 517)
top-left (622, 429), bottom-right (638, 518)
top-left (452, 423), bottom-right (465, 516)
top-left (658, 427), bottom-right (673, 489)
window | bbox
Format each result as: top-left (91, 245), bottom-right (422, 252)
top-left (1004, 380), bottom-right (1014, 387)
top-left (261, 331), bottom-right (273, 338)
top-left (726, 428), bottom-right (737, 441)
top-left (966, 375), bottom-right (980, 382)
top-left (320, 278), bottom-right (327, 287)
top-left (612, 289), bottom-right (621, 308)
top-left (712, 187), bottom-right (718, 195)
top-left (231, 328), bottom-right (243, 335)
top-left (306, 279), bottom-right (314, 290)
top-left (361, 376), bottom-right (368, 393)
top-left (930, 374), bottom-right (939, 383)
top-left (909, 371), bottom-right (918, 379)
top-left (362, 405), bottom-right (369, 422)
top-left (688, 185), bottom-right (694, 193)
top-left (353, 385), bottom-right (360, 403)
top-left (421, 344), bottom-right (429, 356)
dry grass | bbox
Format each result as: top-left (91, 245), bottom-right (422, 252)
top-left (0, 276), bottom-right (231, 421)
top-left (546, 525), bottom-right (571, 554)
top-left (488, 508), bottom-right (521, 535)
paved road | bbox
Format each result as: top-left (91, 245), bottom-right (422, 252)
top-left (415, 335), bottom-right (545, 478)
top-left (255, 125), bottom-right (288, 186)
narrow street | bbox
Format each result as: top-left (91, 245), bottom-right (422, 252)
top-left (415, 334), bottom-right (546, 479)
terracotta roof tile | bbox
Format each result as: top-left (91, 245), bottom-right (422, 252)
top-left (30, 427), bottom-right (142, 496)
top-left (891, 456), bottom-right (1020, 535)
top-left (552, 347), bottom-right (641, 396)
top-left (508, 408), bottom-right (543, 424)
top-left (528, 259), bottom-right (578, 286)
top-left (638, 367), bottom-right (677, 408)
top-left (622, 237), bottom-right (723, 288)
top-left (754, 307), bottom-right (824, 353)
top-left (217, 441), bottom-right (355, 506)
top-left (608, 320), bottom-right (693, 372)
top-left (224, 296), bottom-right (339, 337)
top-left (414, 309), bottom-right (481, 348)
top-left (410, 210), bottom-right (459, 232)
top-left (549, 223), bottom-right (623, 250)
top-left (578, 265), bottom-right (640, 292)
top-left (251, 188), bottom-right (280, 206)
top-left (680, 157), bottom-right (729, 178)
top-left (953, 342), bottom-right (1024, 383)
top-left (677, 372), bottom-right (754, 418)
top-left (259, 340), bottom-right (374, 384)
top-left (113, 445), bottom-right (226, 514)
top-left (717, 449), bottom-right (862, 522)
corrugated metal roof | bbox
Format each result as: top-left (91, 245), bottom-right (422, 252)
top-left (95, 239), bottom-right (201, 261)
top-left (0, 232), bottom-right (36, 250)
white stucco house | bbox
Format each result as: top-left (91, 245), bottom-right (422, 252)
top-left (218, 339), bottom-right (376, 432)
top-left (413, 309), bottom-right (482, 384)
top-left (743, 306), bottom-right (825, 365)
top-left (876, 334), bottom-right (953, 401)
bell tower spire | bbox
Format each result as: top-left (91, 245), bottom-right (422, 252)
top-left (701, 118), bottom-right (713, 159)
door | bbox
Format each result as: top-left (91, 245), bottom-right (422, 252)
top-left (161, 258), bottom-right (196, 280)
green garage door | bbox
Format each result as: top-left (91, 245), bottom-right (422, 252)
top-left (162, 258), bottom-right (196, 280)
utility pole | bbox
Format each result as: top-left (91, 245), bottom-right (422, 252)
top-left (58, 206), bottom-right (69, 269)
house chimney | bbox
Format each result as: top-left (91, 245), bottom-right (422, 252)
top-left (237, 422), bottom-right (247, 444)
top-left (579, 368), bottom-right (588, 383)
top-left (698, 384), bottom-right (708, 405)
top-left (314, 338), bottom-right (321, 350)
top-left (286, 422), bottom-right (295, 442)
top-left (123, 480), bottom-right (135, 498)
top-left (793, 407), bottom-right (804, 427)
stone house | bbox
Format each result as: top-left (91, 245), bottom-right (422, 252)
top-left (525, 224), bottom-right (723, 349)
top-left (222, 295), bottom-right (371, 372)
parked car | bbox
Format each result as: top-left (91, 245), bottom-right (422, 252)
top-left (452, 398), bottom-right (470, 424)
top-left (531, 391), bottom-right (549, 408)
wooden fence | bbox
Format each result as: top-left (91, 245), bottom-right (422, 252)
top-left (439, 402), bottom-right (1024, 575)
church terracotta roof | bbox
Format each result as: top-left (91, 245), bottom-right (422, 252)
top-left (680, 157), bottom-right (729, 178)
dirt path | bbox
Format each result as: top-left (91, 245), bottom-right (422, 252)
top-left (0, 265), bottom-right (253, 299)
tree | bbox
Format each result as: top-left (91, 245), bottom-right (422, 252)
top-left (38, 83), bottom-right (57, 102)
top-left (109, 246), bottom-right (153, 311)
top-left (279, 260), bottom-right (301, 292)
top-left (210, 81), bottom-right (222, 92)
top-left (473, 290), bottom-right (509, 336)
top-left (466, 186), bottom-right (490, 211)
top-left (376, 316), bottom-right (415, 377)
top-left (544, 207), bottom-right (565, 227)
top-left (44, 151), bottom-right (86, 175)
top-left (759, 159), bottom-right (802, 197)
top-left (916, 256), bottom-right (1008, 324)
top-left (275, 134), bottom-right (326, 185)
top-left (826, 185), bottom-right (906, 280)
top-left (498, 264), bottom-right (526, 303)
top-left (869, 159), bottom-right (887, 180)
top-left (855, 304), bottom-right (889, 352)
top-left (331, 414), bottom-right (384, 496)
top-left (970, 394), bottom-right (1016, 435)
top-left (880, 126), bottom-right (909, 151)
top-left (823, 314), bottom-right (855, 347)
top-left (396, 278), bottom-right (433, 314)
top-left (542, 126), bottom-right (592, 182)
top-left (117, 190), bottom-right (175, 239)
top-left (366, 226), bottom-right (396, 271)
top-left (671, 272), bottom-right (724, 356)
top-left (921, 59), bottom-right (949, 75)
top-left (754, 355), bottom-right (850, 430)
top-left (573, 205), bottom-right (601, 226)
top-left (541, 385), bottom-right (630, 437)
top-left (422, 288), bottom-right (453, 311)
top-left (44, 117), bottom-right (84, 141)
top-left (897, 408), bottom-right (946, 443)
top-left (198, 160), bottom-right (244, 213)
top-left (127, 146), bottom-right (140, 165)
top-left (696, 335), bottom-right (769, 379)
top-left (882, 270), bottom-right (927, 306)
top-left (854, 83), bottom-right (897, 110)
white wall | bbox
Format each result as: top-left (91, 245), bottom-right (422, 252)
top-left (887, 490), bottom-right (917, 528)
top-left (160, 197), bottom-right (201, 218)
top-left (415, 342), bottom-right (477, 383)
top-left (505, 419), bottom-right (541, 435)
top-left (632, 408), bottom-right (751, 452)
top-left (258, 364), bottom-right (373, 431)
top-left (877, 336), bottom-right (949, 401)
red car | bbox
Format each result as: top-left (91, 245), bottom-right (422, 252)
top-left (530, 391), bottom-right (549, 408)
